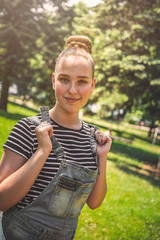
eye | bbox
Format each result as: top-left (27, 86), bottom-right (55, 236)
top-left (78, 80), bottom-right (88, 85)
top-left (60, 78), bottom-right (69, 83)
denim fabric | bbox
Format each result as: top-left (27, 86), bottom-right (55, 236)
top-left (0, 212), bottom-right (5, 240)
top-left (2, 127), bottom-right (98, 240)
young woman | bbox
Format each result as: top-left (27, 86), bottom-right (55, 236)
top-left (0, 35), bottom-right (112, 240)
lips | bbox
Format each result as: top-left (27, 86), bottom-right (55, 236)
top-left (65, 97), bottom-right (80, 103)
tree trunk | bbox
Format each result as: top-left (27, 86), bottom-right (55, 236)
top-left (0, 78), bottom-right (10, 111)
top-left (148, 120), bottom-right (155, 137)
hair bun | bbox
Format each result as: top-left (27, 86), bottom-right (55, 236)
top-left (65, 35), bottom-right (92, 54)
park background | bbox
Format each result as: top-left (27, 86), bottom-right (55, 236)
top-left (0, 0), bottom-right (160, 239)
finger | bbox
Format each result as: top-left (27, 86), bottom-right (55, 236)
top-left (95, 132), bottom-right (112, 146)
top-left (101, 135), bottom-right (112, 145)
top-left (36, 122), bottom-right (53, 136)
top-left (94, 130), bottom-right (103, 141)
top-left (36, 121), bottom-right (50, 128)
top-left (36, 122), bottom-right (53, 131)
top-left (100, 135), bottom-right (106, 145)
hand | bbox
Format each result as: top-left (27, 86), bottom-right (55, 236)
top-left (35, 121), bottom-right (53, 153)
top-left (94, 130), bottom-right (112, 160)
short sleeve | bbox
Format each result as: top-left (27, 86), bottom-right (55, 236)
top-left (3, 118), bottom-right (34, 159)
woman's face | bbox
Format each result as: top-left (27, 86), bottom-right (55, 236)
top-left (52, 55), bottom-right (96, 114)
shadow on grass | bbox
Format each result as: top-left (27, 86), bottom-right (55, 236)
top-left (8, 101), bottom-right (39, 112)
top-left (111, 141), bottom-right (158, 165)
top-left (85, 120), bottom-right (160, 146)
top-left (110, 141), bottom-right (160, 188)
top-left (109, 156), bottom-right (160, 188)
top-left (0, 102), bottom-right (39, 121)
top-left (112, 129), bottom-right (153, 144)
top-left (119, 165), bottom-right (160, 188)
top-left (0, 111), bottom-right (28, 121)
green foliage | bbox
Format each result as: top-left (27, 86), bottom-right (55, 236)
top-left (29, 1), bottom-right (75, 108)
top-left (124, 110), bottom-right (143, 124)
top-left (0, 0), bottom-right (75, 110)
top-left (1, 0), bottom-right (160, 124)
top-left (0, 0), bottom-right (42, 110)
top-left (72, 0), bottom-right (160, 123)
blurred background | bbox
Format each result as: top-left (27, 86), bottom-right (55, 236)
top-left (0, 0), bottom-right (160, 239)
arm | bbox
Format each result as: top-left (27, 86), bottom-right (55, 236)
top-left (0, 121), bottom-right (53, 211)
top-left (87, 130), bottom-right (112, 209)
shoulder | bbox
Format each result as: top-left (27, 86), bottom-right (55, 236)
top-left (82, 121), bottom-right (99, 132)
top-left (3, 115), bottom-right (41, 160)
top-left (26, 113), bottom-right (41, 127)
top-left (14, 113), bottom-right (41, 130)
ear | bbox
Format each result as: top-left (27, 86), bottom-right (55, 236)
top-left (52, 73), bottom-right (55, 90)
top-left (90, 77), bottom-right (96, 94)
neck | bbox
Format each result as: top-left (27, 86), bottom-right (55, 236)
top-left (49, 106), bottom-right (82, 130)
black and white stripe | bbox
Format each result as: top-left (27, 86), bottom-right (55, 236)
top-left (3, 114), bottom-right (97, 209)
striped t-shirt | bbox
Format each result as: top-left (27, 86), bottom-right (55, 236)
top-left (3, 114), bottom-right (97, 209)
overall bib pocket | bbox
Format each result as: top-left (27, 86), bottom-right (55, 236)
top-left (48, 175), bottom-right (95, 217)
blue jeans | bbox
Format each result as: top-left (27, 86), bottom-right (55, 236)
top-left (2, 128), bottom-right (98, 240)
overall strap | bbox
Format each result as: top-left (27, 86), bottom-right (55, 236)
top-left (89, 124), bottom-right (99, 168)
top-left (41, 107), bottom-right (65, 160)
top-left (28, 107), bottom-right (99, 167)
top-left (27, 107), bottom-right (65, 161)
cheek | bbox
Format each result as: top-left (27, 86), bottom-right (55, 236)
top-left (80, 86), bottom-right (92, 98)
top-left (55, 83), bottom-right (65, 95)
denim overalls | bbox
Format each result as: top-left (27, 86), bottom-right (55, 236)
top-left (2, 108), bottom-right (99, 240)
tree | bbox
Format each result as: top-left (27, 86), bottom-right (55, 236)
top-left (0, 0), bottom-right (42, 111)
top-left (0, 0), bottom-right (75, 111)
top-left (29, 0), bottom-right (75, 108)
top-left (73, 0), bottom-right (160, 123)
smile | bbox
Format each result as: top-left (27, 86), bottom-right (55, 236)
top-left (65, 97), bottom-right (80, 103)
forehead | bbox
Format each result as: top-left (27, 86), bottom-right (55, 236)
top-left (55, 55), bottom-right (92, 77)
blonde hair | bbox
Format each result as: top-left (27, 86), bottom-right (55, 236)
top-left (65, 35), bottom-right (92, 54)
top-left (55, 35), bottom-right (94, 78)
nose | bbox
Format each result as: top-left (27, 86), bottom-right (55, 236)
top-left (68, 82), bottom-right (78, 95)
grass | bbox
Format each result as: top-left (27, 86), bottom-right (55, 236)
top-left (76, 162), bottom-right (160, 240)
top-left (0, 102), bottom-right (38, 156)
top-left (75, 116), bottom-right (160, 240)
top-left (0, 102), bottom-right (160, 240)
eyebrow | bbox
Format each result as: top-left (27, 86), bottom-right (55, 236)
top-left (58, 74), bottom-right (70, 78)
top-left (77, 76), bottom-right (90, 79)
top-left (58, 73), bottom-right (90, 79)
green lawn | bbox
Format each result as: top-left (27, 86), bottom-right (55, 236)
top-left (0, 102), bottom-right (39, 156)
top-left (76, 117), bottom-right (160, 240)
top-left (0, 102), bottom-right (160, 240)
